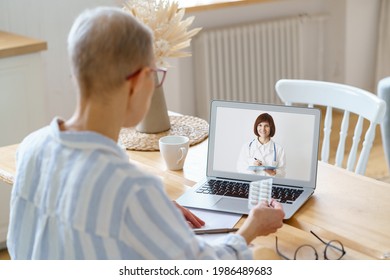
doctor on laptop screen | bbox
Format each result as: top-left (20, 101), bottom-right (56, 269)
top-left (236, 113), bottom-right (286, 177)
top-left (213, 106), bottom-right (316, 183)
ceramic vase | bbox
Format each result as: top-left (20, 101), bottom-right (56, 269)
top-left (136, 73), bottom-right (171, 133)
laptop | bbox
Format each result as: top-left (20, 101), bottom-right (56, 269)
top-left (177, 100), bottom-right (321, 219)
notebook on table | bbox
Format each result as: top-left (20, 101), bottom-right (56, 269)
top-left (176, 100), bottom-right (321, 219)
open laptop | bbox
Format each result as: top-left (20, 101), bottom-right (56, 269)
top-left (177, 100), bottom-right (321, 219)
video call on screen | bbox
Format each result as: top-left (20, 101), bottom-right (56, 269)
top-left (211, 106), bottom-right (316, 182)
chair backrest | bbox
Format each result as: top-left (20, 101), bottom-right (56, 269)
top-left (275, 79), bottom-right (387, 175)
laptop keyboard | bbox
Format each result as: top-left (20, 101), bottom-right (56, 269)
top-left (272, 186), bottom-right (304, 204)
top-left (196, 179), bottom-right (304, 204)
top-left (196, 179), bottom-right (250, 198)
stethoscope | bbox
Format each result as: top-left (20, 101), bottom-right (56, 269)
top-left (248, 139), bottom-right (277, 162)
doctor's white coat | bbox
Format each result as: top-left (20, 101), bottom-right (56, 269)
top-left (236, 139), bottom-right (286, 177)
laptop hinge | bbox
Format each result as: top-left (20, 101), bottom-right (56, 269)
top-left (272, 183), bottom-right (304, 189)
top-left (213, 177), bottom-right (252, 183)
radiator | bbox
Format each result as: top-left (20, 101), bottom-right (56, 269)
top-left (193, 14), bottom-right (327, 120)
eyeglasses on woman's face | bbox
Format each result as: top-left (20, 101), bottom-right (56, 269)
top-left (125, 67), bottom-right (167, 88)
top-left (275, 231), bottom-right (346, 260)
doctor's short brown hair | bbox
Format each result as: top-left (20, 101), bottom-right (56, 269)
top-left (253, 113), bottom-right (276, 137)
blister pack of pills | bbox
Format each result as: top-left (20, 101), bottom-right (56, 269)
top-left (248, 178), bottom-right (273, 209)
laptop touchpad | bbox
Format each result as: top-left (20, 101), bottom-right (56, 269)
top-left (214, 198), bottom-right (248, 214)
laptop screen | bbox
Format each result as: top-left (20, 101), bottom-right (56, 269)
top-left (207, 100), bottom-right (321, 188)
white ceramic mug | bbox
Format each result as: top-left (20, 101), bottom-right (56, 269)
top-left (159, 136), bottom-right (190, 170)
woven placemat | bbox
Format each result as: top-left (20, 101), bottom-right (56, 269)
top-left (0, 170), bottom-right (14, 185)
top-left (119, 115), bottom-right (209, 151)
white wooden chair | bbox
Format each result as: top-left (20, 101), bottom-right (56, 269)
top-left (275, 79), bottom-right (387, 175)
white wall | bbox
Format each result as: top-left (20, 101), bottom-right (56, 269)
top-left (322, 0), bottom-right (347, 84)
top-left (319, 0), bottom-right (380, 91)
top-left (0, 0), bottom-right (120, 124)
top-left (167, 0), bottom-right (328, 117)
top-left (0, 0), bottom-right (382, 121)
top-left (344, 0), bottom-right (381, 91)
top-left (166, 0), bottom-right (382, 117)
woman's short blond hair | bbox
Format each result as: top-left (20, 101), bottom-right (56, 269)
top-left (67, 7), bottom-right (153, 95)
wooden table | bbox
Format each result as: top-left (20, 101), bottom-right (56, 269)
top-left (1, 142), bottom-right (389, 260)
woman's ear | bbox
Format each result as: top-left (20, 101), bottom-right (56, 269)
top-left (127, 67), bottom-right (150, 97)
top-left (123, 66), bottom-right (154, 127)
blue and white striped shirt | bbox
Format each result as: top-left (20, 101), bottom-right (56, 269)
top-left (7, 118), bottom-right (252, 259)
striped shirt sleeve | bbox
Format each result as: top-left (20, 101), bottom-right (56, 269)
top-left (118, 177), bottom-right (253, 260)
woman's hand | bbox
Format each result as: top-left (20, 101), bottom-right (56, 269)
top-left (173, 201), bottom-right (205, 228)
top-left (237, 200), bottom-right (285, 244)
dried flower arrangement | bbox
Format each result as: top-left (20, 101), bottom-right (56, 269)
top-left (123, 0), bottom-right (202, 67)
